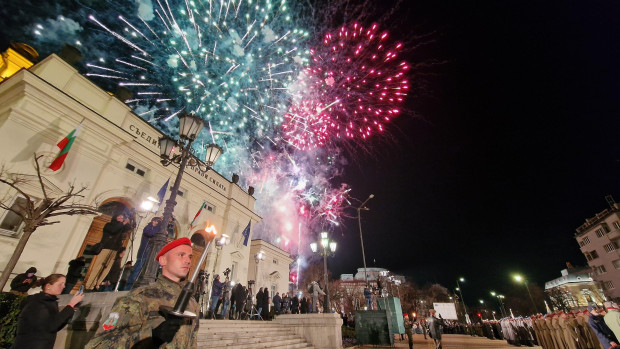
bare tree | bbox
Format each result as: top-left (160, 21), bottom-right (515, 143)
top-left (0, 154), bottom-right (99, 290)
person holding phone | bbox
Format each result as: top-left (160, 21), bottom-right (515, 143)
top-left (11, 274), bottom-right (84, 349)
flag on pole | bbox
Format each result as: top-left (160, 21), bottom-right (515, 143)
top-left (241, 221), bottom-right (251, 246)
top-left (48, 124), bottom-right (82, 171)
top-left (189, 201), bottom-right (207, 230)
top-left (157, 177), bottom-right (170, 204)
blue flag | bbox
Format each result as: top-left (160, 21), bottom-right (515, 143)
top-left (157, 178), bottom-right (170, 203)
top-left (241, 221), bottom-right (251, 246)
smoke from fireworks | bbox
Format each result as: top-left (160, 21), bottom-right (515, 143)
top-left (0, 0), bottom-right (416, 258)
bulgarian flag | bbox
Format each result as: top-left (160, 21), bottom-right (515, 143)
top-left (48, 124), bottom-right (82, 171)
top-left (189, 201), bottom-right (207, 230)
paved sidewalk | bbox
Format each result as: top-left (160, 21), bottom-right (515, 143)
top-left (356, 334), bottom-right (543, 348)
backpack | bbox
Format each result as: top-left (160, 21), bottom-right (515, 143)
top-left (309, 283), bottom-right (314, 294)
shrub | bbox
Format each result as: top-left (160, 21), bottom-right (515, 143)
top-left (0, 292), bottom-right (25, 348)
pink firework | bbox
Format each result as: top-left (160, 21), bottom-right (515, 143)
top-left (282, 100), bottom-right (332, 150)
top-left (301, 23), bottom-right (409, 142)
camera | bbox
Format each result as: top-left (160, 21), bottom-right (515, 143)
top-left (223, 267), bottom-right (231, 277)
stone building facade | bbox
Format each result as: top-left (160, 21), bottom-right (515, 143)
top-left (0, 52), bottom-right (263, 291)
top-left (575, 203), bottom-right (620, 300)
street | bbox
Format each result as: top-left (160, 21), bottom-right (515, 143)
top-left (358, 334), bottom-right (543, 348)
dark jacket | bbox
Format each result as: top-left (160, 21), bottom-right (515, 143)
top-left (100, 219), bottom-right (130, 250)
top-left (273, 294), bottom-right (282, 311)
top-left (137, 223), bottom-right (159, 259)
top-left (300, 297), bottom-right (308, 313)
top-left (211, 278), bottom-right (224, 298)
top-left (261, 289), bottom-right (269, 309)
top-left (11, 292), bottom-right (75, 349)
top-left (10, 272), bottom-right (37, 293)
top-left (589, 314), bottom-right (618, 349)
top-left (291, 296), bottom-right (299, 310)
top-left (66, 258), bottom-right (85, 284)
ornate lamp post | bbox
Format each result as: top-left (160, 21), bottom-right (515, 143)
top-left (357, 194), bottom-right (374, 288)
top-left (254, 250), bottom-right (265, 285)
top-left (310, 232), bottom-right (337, 313)
top-left (135, 113), bottom-right (223, 287)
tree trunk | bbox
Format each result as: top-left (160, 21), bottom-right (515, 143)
top-left (0, 229), bottom-right (34, 291)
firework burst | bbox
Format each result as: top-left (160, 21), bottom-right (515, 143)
top-left (283, 22), bottom-right (409, 149)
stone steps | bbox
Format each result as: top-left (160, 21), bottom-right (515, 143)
top-left (197, 320), bottom-right (314, 349)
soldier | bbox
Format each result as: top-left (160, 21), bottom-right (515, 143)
top-left (404, 316), bottom-right (414, 349)
top-left (85, 238), bottom-right (199, 348)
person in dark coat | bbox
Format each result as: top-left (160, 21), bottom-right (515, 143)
top-left (254, 287), bottom-right (264, 319)
top-left (589, 306), bottom-right (619, 349)
top-left (291, 294), bottom-right (300, 314)
top-left (124, 217), bottom-right (162, 290)
top-left (85, 213), bottom-right (132, 290)
top-left (261, 288), bottom-right (270, 320)
top-left (300, 296), bottom-right (308, 314)
top-left (10, 267), bottom-right (37, 295)
top-left (273, 292), bottom-right (282, 314)
top-left (281, 294), bottom-right (290, 314)
top-left (11, 274), bottom-right (84, 349)
top-left (209, 274), bottom-right (224, 318)
top-left (230, 283), bottom-right (242, 319)
top-left (62, 257), bottom-right (85, 294)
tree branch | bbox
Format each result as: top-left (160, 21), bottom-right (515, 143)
top-left (33, 154), bottom-right (49, 201)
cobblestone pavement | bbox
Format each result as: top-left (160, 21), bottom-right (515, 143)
top-left (357, 334), bottom-right (543, 348)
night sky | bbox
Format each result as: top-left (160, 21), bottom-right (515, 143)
top-left (1, 0), bottom-right (619, 307)
top-left (330, 0), bottom-right (620, 304)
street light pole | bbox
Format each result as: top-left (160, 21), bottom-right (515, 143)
top-left (135, 113), bottom-right (223, 288)
top-left (310, 232), bottom-right (337, 313)
top-left (514, 274), bottom-right (539, 314)
top-left (456, 278), bottom-right (469, 324)
top-left (357, 194), bottom-right (374, 288)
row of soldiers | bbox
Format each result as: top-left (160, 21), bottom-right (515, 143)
top-left (494, 304), bottom-right (620, 349)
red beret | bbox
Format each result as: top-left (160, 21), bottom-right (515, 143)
top-left (156, 237), bottom-right (192, 261)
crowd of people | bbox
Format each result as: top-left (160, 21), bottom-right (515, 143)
top-left (203, 278), bottom-right (328, 320)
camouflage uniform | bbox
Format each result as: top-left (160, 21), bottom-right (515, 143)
top-left (85, 276), bottom-right (199, 349)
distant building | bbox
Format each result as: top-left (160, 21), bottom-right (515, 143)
top-left (575, 201), bottom-right (620, 300)
top-left (544, 265), bottom-right (606, 311)
top-left (338, 267), bottom-right (405, 310)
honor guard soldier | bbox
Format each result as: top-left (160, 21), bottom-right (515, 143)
top-left (86, 238), bottom-right (199, 348)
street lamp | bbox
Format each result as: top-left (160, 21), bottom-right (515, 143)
top-left (357, 194), bottom-right (374, 288)
top-left (513, 274), bottom-right (539, 314)
top-left (490, 291), bottom-right (507, 317)
top-left (135, 113), bottom-right (223, 287)
top-left (456, 277), bottom-right (470, 324)
top-left (310, 232), bottom-right (337, 313)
